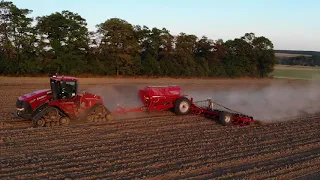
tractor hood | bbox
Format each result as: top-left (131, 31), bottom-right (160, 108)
top-left (18, 89), bottom-right (52, 102)
top-left (17, 89), bottom-right (53, 110)
top-left (15, 89), bottom-right (53, 119)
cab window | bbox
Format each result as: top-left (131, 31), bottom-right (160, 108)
top-left (60, 81), bottom-right (77, 98)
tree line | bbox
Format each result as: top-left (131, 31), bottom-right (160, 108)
top-left (0, 0), bottom-right (276, 78)
top-left (275, 50), bottom-right (320, 66)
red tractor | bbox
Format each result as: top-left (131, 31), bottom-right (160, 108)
top-left (14, 75), bottom-right (113, 127)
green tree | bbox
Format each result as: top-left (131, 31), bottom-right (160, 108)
top-left (175, 33), bottom-right (197, 55)
top-left (0, 0), bottom-right (36, 74)
top-left (222, 37), bottom-right (258, 77)
top-left (194, 36), bottom-right (216, 76)
top-left (210, 39), bottom-right (228, 76)
top-left (36, 10), bottom-right (89, 75)
top-left (174, 33), bottom-right (198, 76)
top-left (252, 36), bottom-right (276, 77)
top-left (134, 25), bottom-right (151, 53)
top-left (159, 55), bottom-right (181, 77)
top-left (97, 18), bottom-right (140, 76)
top-left (134, 26), bottom-right (174, 75)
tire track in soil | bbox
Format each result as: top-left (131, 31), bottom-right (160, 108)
top-left (257, 159), bottom-right (320, 180)
top-left (98, 121), bottom-right (320, 179)
top-left (1, 118), bottom-right (318, 179)
top-left (0, 117), bottom-right (211, 145)
top-left (2, 107), bottom-right (317, 132)
top-left (0, 114), bottom-right (214, 134)
top-left (0, 114), bottom-right (180, 130)
top-left (62, 139), bottom-right (319, 180)
top-left (1, 116), bottom-right (316, 161)
top-left (186, 160), bottom-right (320, 180)
top-left (1, 110), bottom-right (318, 136)
top-left (2, 112), bottom-right (317, 144)
top-left (2, 128), bottom-right (317, 178)
top-left (208, 159), bottom-right (320, 180)
top-left (84, 152), bottom-right (320, 180)
top-left (0, 115), bottom-right (222, 144)
top-left (152, 144), bottom-right (320, 180)
top-left (0, 118), bottom-right (216, 155)
top-left (216, 147), bottom-right (320, 180)
top-left (1, 116), bottom-right (317, 147)
top-left (0, 114), bottom-right (211, 136)
top-left (2, 118), bottom-right (316, 152)
top-left (102, 139), bottom-right (320, 180)
top-left (291, 169), bottom-right (320, 180)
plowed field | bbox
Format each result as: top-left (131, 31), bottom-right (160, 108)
top-left (1, 77), bottom-right (320, 179)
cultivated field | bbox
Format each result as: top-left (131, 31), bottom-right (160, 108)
top-left (271, 65), bottom-right (320, 80)
top-left (275, 53), bottom-right (312, 58)
top-left (0, 77), bottom-right (320, 179)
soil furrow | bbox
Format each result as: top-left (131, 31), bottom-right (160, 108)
top-left (171, 143), bottom-right (320, 180)
top-left (2, 116), bottom-right (317, 155)
top-left (1, 122), bottom-right (317, 166)
top-left (219, 151), bottom-right (320, 180)
top-left (102, 141), bottom-right (320, 179)
top-left (64, 145), bottom-right (320, 180)
top-left (0, 116), bottom-right (212, 142)
top-left (1, 131), bottom-right (318, 178)
top-left (146, 145), bottom-right (319, 180)
top-left (259, 159), bottom-right (320, 180)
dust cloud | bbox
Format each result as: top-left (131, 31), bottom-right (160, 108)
top-left (186, 80), bottom-right (320, 123)
top-left (81, 84), bottom-right (166, 119)
top-left (81, 80), bottom-right (320, 123)
top-left (82, 84), bottom-right (144, 111)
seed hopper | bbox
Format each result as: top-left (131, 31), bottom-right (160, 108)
top-left (113, 85), bottom-right (254, 126)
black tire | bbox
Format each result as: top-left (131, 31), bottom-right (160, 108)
top-left (219, 111), bottom-right (232, 126)
top-left (174, 97), bottom-right (191, 115)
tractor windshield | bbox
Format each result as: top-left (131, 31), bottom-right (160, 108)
top-left (60, 81), bottom-right (77, 98)
top-left (51, 79), bottom-right (77, 99)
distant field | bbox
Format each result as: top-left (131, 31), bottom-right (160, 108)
top-left (275, 53), bottom-right (312, 58)
top-left (275, 65), bottom-right (320, 70)
top-left (271, 65), bottom-right (320, 80)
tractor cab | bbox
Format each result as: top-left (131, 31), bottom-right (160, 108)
top-left (50, 75), bottom-right (78, 100)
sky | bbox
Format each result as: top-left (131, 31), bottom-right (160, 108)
top-left (11, 0), bottom-right (320, 51)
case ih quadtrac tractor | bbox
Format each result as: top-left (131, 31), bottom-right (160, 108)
top-left (15, 75), bottom-right (113, 127)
